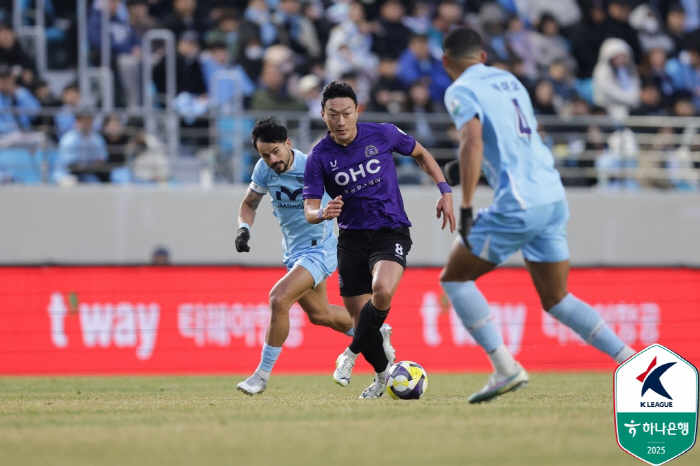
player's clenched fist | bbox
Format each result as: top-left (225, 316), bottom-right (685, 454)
top-left (235, 227), bottom-right (251, 252)
top-left (320, 196), bottom-right (343, 220)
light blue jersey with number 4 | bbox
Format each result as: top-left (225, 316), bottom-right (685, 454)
top-left (445, 63), bottom-right (565, 211)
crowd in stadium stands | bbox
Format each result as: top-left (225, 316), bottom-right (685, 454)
top-left (0, 0), bottom-right (698, 188)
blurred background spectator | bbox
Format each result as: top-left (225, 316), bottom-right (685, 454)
top-left (0, 0), bottom-right (697, 188)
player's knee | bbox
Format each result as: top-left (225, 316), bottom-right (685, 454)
top-left (541, 290), bottom-right (568, 311)
top-left (371, 286), bottom-right (394, 309)
top-left (268, 291), bottom-right (292, 315)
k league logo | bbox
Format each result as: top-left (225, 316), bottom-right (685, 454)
top-left (614, 344), bottom-right (698, 465)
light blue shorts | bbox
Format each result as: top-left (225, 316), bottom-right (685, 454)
top-left (284, 246), bottom-right (338, 288)
top-left (463, 199), bottom-right (570, 264)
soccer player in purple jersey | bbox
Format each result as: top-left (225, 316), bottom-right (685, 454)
top-left (303, 81), bottom-right (456, 398)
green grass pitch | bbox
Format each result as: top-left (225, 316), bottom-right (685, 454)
top-left (1, 373), bottom-right (697, 466)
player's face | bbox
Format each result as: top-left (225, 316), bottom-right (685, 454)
top-left (256, 138), bottom-right (293, 173)
top-left (322, 98), bottom-right (358, 146)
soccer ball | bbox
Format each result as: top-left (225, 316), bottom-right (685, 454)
top-left (385, 361), bottom-right (428, 400)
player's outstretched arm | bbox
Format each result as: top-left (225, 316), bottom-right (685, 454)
top-left (457, 117), bottom-right (484, 247)
top-left (410, 142), bottom-right (456, 233)
top-left (236, 188), bottom-right (264, 252)
top-left (304, 196), bottom-right (343, 224)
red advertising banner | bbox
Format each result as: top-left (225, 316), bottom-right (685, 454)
top-left (0, 267), bottom-right (698, 375)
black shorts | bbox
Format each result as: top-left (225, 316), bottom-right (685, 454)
top-left (337, 227), bottom-right (412, 297)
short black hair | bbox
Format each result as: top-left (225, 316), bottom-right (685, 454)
top-left (321, 81), bottom-right (358, 110)
top-left (442, 27), bottom-right (483, 60)
top-left (250, 117), bottom-right (288, 149)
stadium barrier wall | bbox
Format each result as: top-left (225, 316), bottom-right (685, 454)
top-left (1, 266), bottom-right (698, 375)
top-left (0, 186), bottom-right (699, 267)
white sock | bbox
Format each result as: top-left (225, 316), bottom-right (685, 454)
top-left (488, 344), bottom-right (518, 377)
top-left (343, 347), bottom-right (359, 359)
top-left (614, 346), bottom-right (635, 364)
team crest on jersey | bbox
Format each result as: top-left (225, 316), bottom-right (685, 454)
top-left (365, 145), bottom-right (378, 157)
top-left (296, 175), bottom-right (304, 183)
top-left (448, 98), bottom-right (461, 117)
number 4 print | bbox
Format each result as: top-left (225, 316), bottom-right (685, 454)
top-left (512, 99), bottom-right (531, 140)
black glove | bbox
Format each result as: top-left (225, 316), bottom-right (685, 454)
top-left (235, 227), bottom-right (251, 252)
top-left (459, 207), bottom-right (473, 250)
top-left (444, 160), bottom-right (460, 186)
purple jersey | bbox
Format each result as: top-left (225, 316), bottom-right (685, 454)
top-left (303, 122), bottom-right (417, 230)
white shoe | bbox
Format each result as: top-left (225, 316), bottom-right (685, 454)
top-left (468, 364), bottom-right (529, 403)
top-left (237, 372), bottom-right (268, 396)
top-left (380, 323), bottom-right (396, 365)
top-left (359, 374), bottom-right (387, 399)
top-left (334, 352), bottom-right (356, 387)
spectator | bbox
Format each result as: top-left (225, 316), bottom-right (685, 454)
top-left (630, 82), bottom-right (667, 116)
top-left (300, 1), bottom-right (331, 51)
top-left (162, 0), bottom-right (208, 38)
top-left (237, 36), bottom-right (265, 83)
top-left (325, 1), bottom-right (377, 83)
top-left (0, 23), bottom-right (36, 88)
top-left (54, 84), bottom-right (82, 140)
top-left (101, 114), bottom-right (131, 169)
top-left (593, 38), bottom-right (641, 119)
top-left (569, 0), bottom-right (608, 78)
top-left (367, 57), bottom-right (406, 113)
top-left (666, 3), bottom-right (690, 56)
top-left (127, 0), bottom-right (160, 39)
top-left (273, 0), bottom-right (321, 63)
top-left (665, 30), bottom-right (700, 109)
top-left (199, 41), bottom-right (256, 108)
top-left (638, 48), bottom-right (676, 107)
top-left (151, 246), bottom-right (171, 265)
top-left (126, 119), bottom-right (170, 183)
top-left (152, 30), bottom-right (207, 98)
top-left (530, 13), bottom-right (577, 73)
top-left (628, 3), bottom-right (674, 55)
top-left (296, 73), bottom-right (323, 118)
top-left (403, 0), bottom-right (432, 34)
top-left (404, 82), bottom-right (443, 148)
top-left (0, 65), bottom-right (45, 153)
top-left (427, 0), bottom-right (466, 60)
top-left (605, 0), bottom-right (642, 64)
top-left (514, 0), bottom-right (582, 30)
top-left (88, 0), bottom-right (142, 109)
top-left (239, 0), bottom-right (279, 48)
top-left (531, 79), bottom-right (558, 115)
top-left (371, 0), bottom-right (412, 59)
top-left (596, 126), bottom-right (641, 190)
top-left (478, 3), bottom-right (511, 63)
top-left (506, 15), bottom-right (537, 79)
top-left (55, 111), bottom-right (110, 184)
top-left (205, 8), bottom-right (241, 61)
top-left (250, 61), bottom-right (306, 112)
top-left (396, 33), bottom-right (451, 103)
top-left (546, 59), bottom-right (578, 103)
top-left (30, 80), bottom-right (60, 136)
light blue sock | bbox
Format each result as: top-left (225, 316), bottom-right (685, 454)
top-left (548, 293), bottom-right (625, 358)
top-left (344, 328), bottom-right (355, 337)
top-left (258, 343), bottom-right (283, 373)
top-left (441, 281), bottom-right (503, 352)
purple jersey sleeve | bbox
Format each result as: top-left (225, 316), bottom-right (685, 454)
top-left (302, 150), bottom-right (325, 199)
top-left (383, 123), bottom-right (417, 156)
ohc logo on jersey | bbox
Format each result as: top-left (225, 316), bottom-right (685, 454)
top-left (334, 159), bottom-right (381, 186)
top-left (614, 344), bottom-right (698, 465)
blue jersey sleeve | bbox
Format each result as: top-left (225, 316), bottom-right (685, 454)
top-left (445, 85), bottom-right (483, 130)
top-left (302, 151), bottom-right (325, 199)
top-left (383, 123), bottom-right (417, 156)
top-left (250, 159), bottom-right (269, 194)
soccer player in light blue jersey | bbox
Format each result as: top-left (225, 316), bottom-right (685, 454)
top-left (439, 28), bottom-right (635, 403)
top-left (235, 118), bottom-right (395, 396)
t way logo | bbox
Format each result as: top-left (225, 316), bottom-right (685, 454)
top-left (638, 356), bottom-right (676, 401)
